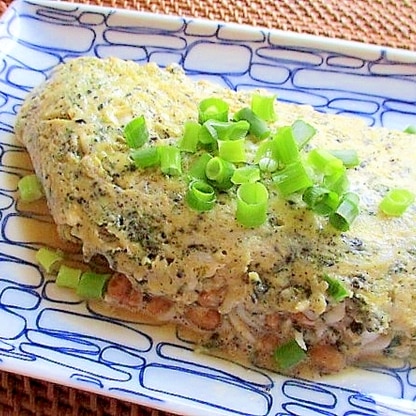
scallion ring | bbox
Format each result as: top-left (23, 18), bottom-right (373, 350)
top-left (329, 192), bottom-right (360, 231)
top-left (205, 156), bottom-right (235, 190)
top-left (272, 161), bottom-right (313, 196)
top-left (179, 121), bottom-right (201, 153)
top-left (291, 119), bottom-right (316, 150)
top-left (131, 147), bottom-right (160, 168)
top-left (379, 188), bottom-right (414, 216)
top-left (323, 274), bottom-right (350, 302)
top-left (158, 145), bottom-right (182, 176)
top-left (231, 166), bottom-right (261, 184)
top-left (218, 137), bottom-right (247, 163)
top-left (123, 115), bottom-right (149, 148)
top-left (198, 97), bottom-right (229, 123)
top-left (186, 180), bottom-right (216, 212)
top-left (308, 148), bottom-right (345, 176)
top-left (76, 271), bottom-right (111, 299)
top-left (234, 107), bottom-right (271, 140)
top-left (250, 93), bottom-right (277, 121)
top-left (273, 339), bottom-right (307, 370)
top-left (273, 126), bottom-right (300, 164)
top-left (236, 182), bottom-right (269, 227)
top-left (302, 186), bottom-right (339, 216)
top-left (18, 174), bottom-right (44, 202)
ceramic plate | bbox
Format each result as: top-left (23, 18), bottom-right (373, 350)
top-left (1, 1), bottom-right (416, 415)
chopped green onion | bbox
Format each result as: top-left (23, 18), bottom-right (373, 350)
top-left (404, 125), bottom-right (416, 134)
top-left (273, 161), bottom-right (313, 196)
top-left (302, 186), bottom-right (339, 215)
top-left (123, 115), bottom-right (149, 148)
top-left (56, 265), bottom-right (82, 289)
top-left (76, 271), bottom-right (111, 299)
top-left (186, 180), bottom-right (216, 212)
top-left (231, 166), bottom-right (261, 184)
top-left (158, 146), bottom-right (182, 176)
top-left (379, 188), bottom-right (415, 216)
top-left (236, 182), bottom-right (268, 227)
top-left (251, 93), bottom-right (277, 121)
top-left (255, 140), bottom-right (279, 173)
top-left (273, 126), bottom-right (300, 164)
top-left (218, 137), bottom-right (247, 163)
top-left (205, 157), bottom-right (235, 190)
top-left (198, 98), bottom-right (229, 123)
top-left (323, 274), bottom-right (350, 302)
top-left (258, 157), bottom-right (279, 173)
top-left (328, 149), bottom-right (360, 168)
top-left (273, 339), bottom-right (307, 370)
top-left (291, 119), bottom-right (316, 149)
top-left (189, 153), bottom-right (213, 180)
top-left (35, 247), bottom-right (63, 273)
top-left (323, 169), bottom-right (349, 195)
top-left (179, 121), bottom-right (201, 152)
top-left (202, 119), bottom-right (250, 142)
top-left (308, 148), bottom-right (344, 176)
top-left (329, 192), bottom-right (360, 231)
top-left (130, 147), bottom-right (160, 168)
top-left (234, 107), bottom-right (271, 140)
top-left (18, 174), bottom-right (44, 202)
top-left (199, 123), bottom-right (218, 145)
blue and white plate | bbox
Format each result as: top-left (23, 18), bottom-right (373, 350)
top-left (1, 1), bottom-right (416, 414)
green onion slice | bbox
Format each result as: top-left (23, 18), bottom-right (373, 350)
top-left (198, 123), bottom-right (218, 145)
top-left (76, 271), bottom-right (111, 299)
top-left (234, 107), bottom-right (271, 140)
top-left (205, 157), bottom-right (235, 190)
top-left (302, 186), bottom-right (339, 216)
top-left (203, 119), bottom-right (250, 142)
top-left (179, 121), bottom-right (201, 153)
top-left (124, 115), bottom-right (149, 148)
top-left (291, 119), bottom-right (316, 150)
top-left (198, 98), bottom-right (229, 123)
top-left (328, 149), bottom-right (360, 168)
top-left (35, 247), bottom-right (64, 273)
top-left (308, 148), bottom-right (344, 176)
top-left (379, 188), bottom-right (415, 216)
top-left (189, 153), bottom-right (213, 180)
top-left (236, 182), bottom-right (269, 227)
top-left (329, 192), bottom-right (360, 231)
top-left (273, 161), bottom-right (313, 196)
top-left (18, 174), bottom-right (44, 202)
top-left (131, 147), bottom-right (160, 168)
top-left (56, 265), bottom-right (82, 289)
top-left (404, 125), bottom-right (416, 134)
top-left (323, 169), bottom-right (349, 195)
top-left (251, 93), bottom-right (277, 121)
top-left (231, 166), bottom-right (261, 184)
top-left (186, 180), bottom-right (216, 212)
top-left (323, 274), bottom-right (350, 302)
top-left (218, 137), bottom-right (247, 163)
top-left (255, 140), bottom-right (279, 173)
top-left (158, 145), bottom-right (182, 176)
top-left (273, 339), bottom-right (307, 370)
top-left (273, 126), bottom-right (300, 164)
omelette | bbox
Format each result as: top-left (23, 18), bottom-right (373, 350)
top-left (15, 57), bottom-right (416, 376)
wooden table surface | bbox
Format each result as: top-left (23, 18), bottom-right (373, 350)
top-left (0, 0), bottom-right (415, 415)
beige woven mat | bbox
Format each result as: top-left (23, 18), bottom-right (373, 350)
top-left (2, 0), bottom-right (416, 49)
top-left (0, 0), bottom-right (415, 415)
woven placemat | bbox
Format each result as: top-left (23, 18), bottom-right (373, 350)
top-left (0, 1), bottom-right (415, 415)
top-left (2, 0), bottom-right (416, 49)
